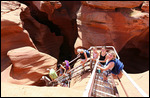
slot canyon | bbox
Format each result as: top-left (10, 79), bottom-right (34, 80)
top-left (1, 1), bottom-right (149, 97)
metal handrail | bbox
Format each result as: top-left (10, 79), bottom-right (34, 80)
top-left (82, 46), bottom-right (148, 97)
top-left (110, 46), bottom-right (148, 97)
top-left (122, 69), bottom-right (148, 97)
top-left (82, 58), bottom-right (99, 97)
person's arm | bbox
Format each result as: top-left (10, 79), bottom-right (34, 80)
top-left (67, 66), bottom-right (71, 74)
top-left (77, 53), bottom-right (81, 57)
top-left (68, 66), bottom-right (70, 71)
top-left (92, 52), bottom-right (98, 60)
top-left (83, 51), bottom-right (88, 62)
top-left (99, 59), bottom-right (106, 63)
top-left (96, 52), bottom-right (99, 59)
top-left (61, 65), bottom-right (66, 74)
top-left (97, 62), bottom-right (115, 71)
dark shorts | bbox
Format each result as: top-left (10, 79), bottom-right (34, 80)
top-left (60, 68), bottom-right (64, 75)
top-left (103, 69), bottom-right (112, 77)
top-left (99, 62), bottom-right (105, 67)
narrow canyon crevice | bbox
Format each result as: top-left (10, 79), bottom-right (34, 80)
top-left (18, 1), bottom-right (62, 36)
top-left (18, 1), bottom-right (81, 64)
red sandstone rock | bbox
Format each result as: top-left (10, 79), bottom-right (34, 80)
top-left (40, 1), bottom-right (62, 21)
top-left (20, 7), bottom-right (63, 59)
top-left (141, 1), bottom-right (149, 12)
top-left (1, 1), bottom-right (37, 72)
top-left (82, 1), bottom-right (143, 10)
top-left (7, 46), bottom-right (57, 85)
top-left (76, 1), bottom-right (149, 53)
top-left (20, 1), bottom-right (81, 60)
top-left (1, 20), bottom-right (36, 72)
top-left (1, 1), bottom-right (21, 15)
top-left (1, 1), bottom-right (149, 97)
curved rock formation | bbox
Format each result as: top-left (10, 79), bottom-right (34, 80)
top-left (1, 1), bottom-right (21, 15)
top-left (19, 1), bottom-right (81, 62)
top-left (6, 46), bottom-right (57, 85)
top-left (18, 1), bottom-right (62, 36)
top-left (1, 20), bottom-right (36, 72)
top-left (20, 7), bottom-right (63, 59)
top-left (76, 1), bottom-right (148, 51)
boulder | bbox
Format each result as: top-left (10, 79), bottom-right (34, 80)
top-left (7, 46), bottom-right (57, 85)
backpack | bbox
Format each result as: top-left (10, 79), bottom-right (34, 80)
top-left (84, 50), bottom-right (90, 58)
top-left (64, 60), bottom-right (70, 70)
top-left (110, 59), bottom-right (124, 75)
top-left (49, 69), bottom-right (58, 80)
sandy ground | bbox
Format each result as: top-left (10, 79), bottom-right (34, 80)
top-left (1, 70), bottom-right (149, 97)
top-left (1, 82), bottom-right (84, 97)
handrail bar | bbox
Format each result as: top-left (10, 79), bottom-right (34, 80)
top-left (82, 59), bottom-right (99, 97)
top-left (108, 46), bottom-right (148, 97)
top-left (122, 69), bottom-right (148, 97)
top-left (83, 46), bottom-right (148, 97)
top-left (89, 46), bottom-right (120, 59)
top-left (109, 46), bottom-right (148, 97)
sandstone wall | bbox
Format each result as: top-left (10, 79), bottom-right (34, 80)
top-left (76, 1), bottom-right (149, 53)
top-left (75, 1), bottom-right (149, 73)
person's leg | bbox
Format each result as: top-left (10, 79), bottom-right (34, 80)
top-left (90, 59), bottom-right (93, 71)
top-left (59, 69), bottom-right (63, 76)
top-left (81, 60), bottom-right (85, 67)
top-left (81, 60), bottom-right (86, 73)
top-left (102, 71), bottom-right (108, 81)
top-left (99, 62), bottom-right (105, 67)
top-left (93, 60), bottom-right (96, 68)
top-left (93, 59), bottom-right (96, 64)
top-left (103, 74), bottom-right (108, 81)
top-left (67, 70), bottom-right (71, 80)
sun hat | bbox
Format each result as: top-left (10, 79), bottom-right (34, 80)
top-left (77, 49), bottom-right (83, 53)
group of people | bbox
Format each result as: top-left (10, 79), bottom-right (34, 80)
top-left (42, 46), bottom-right (123, 86)
top-left (41, 60), bottom-right (71, 87)
top-left (57, 60), bottom-right (71, 77)
top-left (77, 46), bottom-right (107, 70)
top-left (77, 46), bottom-right (123, 82)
